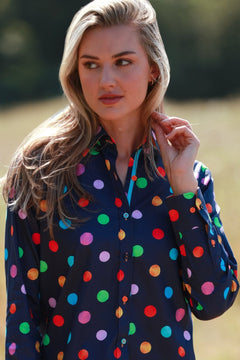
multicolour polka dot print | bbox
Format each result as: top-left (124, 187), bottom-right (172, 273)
top-left (5, 128), bottom-right (239, 359)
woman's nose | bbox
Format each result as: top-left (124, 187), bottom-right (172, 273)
top-left (99, 65), bottom-right (116, 88)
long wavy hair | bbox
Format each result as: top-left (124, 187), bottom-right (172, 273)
top-left (2, 0), bottom-right (170, 234)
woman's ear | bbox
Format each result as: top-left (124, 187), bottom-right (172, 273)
top-left (149, 63), bottom-right (160, 83)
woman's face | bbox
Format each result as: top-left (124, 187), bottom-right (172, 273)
top-left (78, 24), bottom-right (155, 125)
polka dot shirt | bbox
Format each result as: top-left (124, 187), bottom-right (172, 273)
top-left (5, 127), bottom-right (239, 359)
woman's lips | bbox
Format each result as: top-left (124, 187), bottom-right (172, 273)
top-left (98, 94), bottom-right (123, 105)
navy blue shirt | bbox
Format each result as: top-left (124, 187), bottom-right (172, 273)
top-left (5, 128), bottom-right (239, 359)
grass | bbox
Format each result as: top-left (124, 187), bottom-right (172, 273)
top-left (0, 96), bottom-right (239, 359)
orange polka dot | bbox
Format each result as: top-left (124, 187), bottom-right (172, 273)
top-left (122, 296), bottom-right (128, 304)
top-left (40, 200), bottom-right (47, 212)
top-left (190, 207), bottom-right (196, 213)
top-left (193, 246), bottom-right (204, 258)
top-left (178, 346), bottom-right (186, 357)
top-left (231, 280), bottom-right (238, 292)
top-left (27, 268), bottom-right (39, 281)
top-left (184, 283), bottom-right (192, 295)
top-left (169, 209), bottom-right (179, 222)
top-left (131, 175), bottom-right (137, 181)
top-left (149, 265), bottom-right (161, 277)
top-left (116, 307), bottom-right (123, 318)
top-left (152, 196), bottom-right (163, 206)
top-left (58, 276), bottom-right (66, 287)
top-left (57, 351), bottom-right (64, 360)
top-left (83, 271), bottom-right (92, 282)
top-left (105, 159), bottom-right (110, 170)
top-left (114, 347), bottom-right (121, 359)
top-left (140, 341), bottom-right (152, 354)
top-left (35, 341), bottom-right (40, 353)
top-left (118, 229), bottom-right (126, 240)
top-left (78, 349), bottom-right (89, 360)
top-left (144, 305), bottom-right (157, 317)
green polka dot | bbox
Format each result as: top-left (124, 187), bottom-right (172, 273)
top-left (129, 322), bottom-right (136, 335)
top-left (136, 177), bottom-right (148, 189)
top-left (97, 290), bottom-right (109, 303)
top-left (201, 165), bottom-right (208, 172)
top-left (183, 192), bottom-right (195, 200)
top-left (18, 247), bottom-right (24, 258)
top-left (97, 214), bottom-right (110, 225)
top-left (19, 322), bottom-right (30, 334)
top-left (196, 302), bottom-right (203, 311)
top-left (179, 232), bottom-right (183, 240)
top-left (214, 217), bottom-right (221, 228)
top-left (89, 147), bottom-right (100, 155)
top-left (43, 334), bottom-right (50, 346)
top-left (132, 245), bottom-right (144, 257)
top-left (40, 260), bottom-right (48, 273)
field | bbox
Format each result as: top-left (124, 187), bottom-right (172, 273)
top-left (0, 96), bottom-right (239, 359)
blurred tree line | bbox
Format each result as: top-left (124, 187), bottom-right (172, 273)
top-left (0, 0), bottom-right (239, 105)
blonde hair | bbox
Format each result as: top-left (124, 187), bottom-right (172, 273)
top-left (2, 0), bottom-right (170, 234)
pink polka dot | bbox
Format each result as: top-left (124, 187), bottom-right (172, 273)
top-left (49, 297), bottom-right (57, 308)
top-left (96, 330), bottom-right (107, 341)
top-left (9, 343), bottom-right (16, 355)
top-left (99, 251), bottom-right (110, 262)
top-left (131, 210), bottom-right (142, 219)
top-left (80, 232), bottom-right (93, 246)
top-left (10, 265), bottom-right (17, 278)
top-left (78, 311), bottom-right (91, 324)
top-left (201, 281), bottom-right (214, 295)
top-left (176, 308), bottom-right (185, 322)
top-left (187, 268), bottom-right (192, 278)
top-left (18, 209), bottom-right (27, 219)
top-left (76, 163), bottom-right (85, 176)
top-left (130, 284), bottom-right (139, 295)
top-left (93, 180), bottom-right (104, 189)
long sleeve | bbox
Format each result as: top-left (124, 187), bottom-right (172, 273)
top-left (5, 206), bottom-right (42, 359)
top-left (166, 162), bottom-right (239, 320)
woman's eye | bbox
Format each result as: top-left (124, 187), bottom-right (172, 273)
top-left (116, 59), bottom-right (132, 66)
top-left (84, 62), bottom-right (98, 69)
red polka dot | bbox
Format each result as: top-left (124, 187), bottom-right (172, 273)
top-left (144, 305), bottom-right (157, 317)
top-left (117, 270), bottom-right (125, 282)
top-left (128, 157), bottom-right (134, 167)
top-left (78, 198), bottom-right (89, 207)
top-left (179, 244), bottom-right (186, 257)
top-left (114, 347), bottom-right (121, 359)
top-left (169, 209), bottom-right (179, 222)
top-left (178, 346), bottom-right (186, 357)
top-left (157, 166), bottom-right (166, 177)
top-left (49, 240), bottom-right (59, 252)
top-left (53, 315), bottom-right (64, 327)
top-left (193, 246), bottom-right (204, 258)
top-left (190, 207), bottom-right (196, 213)
top-left (11, 225), bottom-right (14, 236)
top-left (83, 271), bottom-right (92, 282)
top-left (32, 233), bottom-right (41, 245)
top-left (9, 303), bottom-right (16, 314)
top-left (82, 149), bottom-right (89, 157)
top-left (152, 228), bottom-right (164, 240)
top-left (206, 203), bottom-right (213, 213)
top-left (78, 349), bottom-right (89, 360)
top-left (131, 175), bottom-right (137, 181)
top-left (115, 198), bottom-right (123, 208)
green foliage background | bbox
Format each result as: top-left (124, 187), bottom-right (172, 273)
top-left (0, 0), bottom-right (240, 104)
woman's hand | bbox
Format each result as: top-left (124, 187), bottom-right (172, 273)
top-left (151, 111), bottom-right (200, 196)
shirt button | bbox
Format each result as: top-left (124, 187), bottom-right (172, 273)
top-left (121, 338), bottom-right (127, 347)
top-left (123, 252), bottom-right (131, 262)
top-left (123, 212), bottom-right (129, 220)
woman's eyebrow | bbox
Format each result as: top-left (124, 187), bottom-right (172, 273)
top-left (79, 51), bottom-right (136, 60)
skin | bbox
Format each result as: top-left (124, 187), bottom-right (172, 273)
top-left (78, 24), bottom-right (199, 194)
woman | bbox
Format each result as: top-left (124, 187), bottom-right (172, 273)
top-left (3, 0), bottom-right (239, 359)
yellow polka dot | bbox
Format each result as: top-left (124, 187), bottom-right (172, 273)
top-left (140, 341), bottom-right (152, 354)
top-left (27, 268), bottom-right (39, 281)
top-left (195, 198), bottom-right (202, 210)
top-left (58, 276), bottom-right (66, 288)
top-left (231, 280), bottom-right (238, 292)
top-left (116, 306), bottom-right (123, 318)
top-left (149, 264), bottom-right (161, 277)
top-left (105, 159), bottom-right (110, 170)
top-left (184, 283), bottom-right (192, 295)
top-left (118, 229), bottom-right (126, 240)
top-left (35, 341), bottom-right (40, 353)
top-left (152, 196), bottom-right (162, 206)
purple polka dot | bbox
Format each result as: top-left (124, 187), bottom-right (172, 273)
top-left (130, 284), bottom-right (139, 295)
top-left (76, 163), bottom-right (85, 176)
top-left (21, 284), bottom-right (26, 294)
top-left (96, 330), bottom-right (107, 341)
top-left (9, 343), bottom-right (16, 355)
top-left (78, 311), bottom-right (91, 324)
top-left (201, 281), bottom-right (214, 295)
top-left (184, 331), bottom-right (191, 341)
top-left (80, 232), bottom-right (93, 246)
top-left (18, 209), bottom-right (27, 219)
top-left (10, 265), bottom-right (17, 278)
top-left (131, 210), bottom-right (142, 219)
top-left (48, 298), bottom-right (57, 308)
top-left (176, 308), bottom-right (185, 322)
top-left (187, 268), bottom-right (192, 278)
top-left (99, 251), bottom-right (110, 262)
top-left (93, 179), bottom-right (104, 189)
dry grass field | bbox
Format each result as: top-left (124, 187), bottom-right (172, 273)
top-left (0, 96), bottom-right (239, 359)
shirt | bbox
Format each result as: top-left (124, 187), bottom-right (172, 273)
top-left (5, 127), bottom-right (239, 360)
